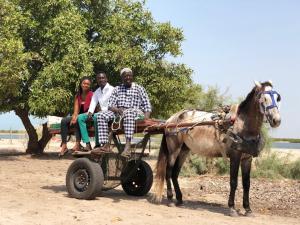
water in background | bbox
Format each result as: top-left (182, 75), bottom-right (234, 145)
top-left (0, 134), bottom-right (26, 139)
top-left (272, 142), bottom-right (300, 150)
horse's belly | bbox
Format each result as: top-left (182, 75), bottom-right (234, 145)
top-left (187, 141), bottom-right (223, 157)
top-left (183, 128), bottom-right (226, 157)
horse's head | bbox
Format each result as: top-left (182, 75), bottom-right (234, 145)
top-left (254, 81), bottom-right (281, 128)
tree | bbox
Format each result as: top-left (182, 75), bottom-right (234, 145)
top-left (1, 0), bottom-right (92, 154)
top-left (0, 0), bottom-right (206, 154)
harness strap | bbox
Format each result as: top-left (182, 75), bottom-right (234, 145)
top-left (260, 90), bottom-right (280, 111)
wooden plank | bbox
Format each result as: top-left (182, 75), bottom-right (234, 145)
top-left (49, 118), bottom-right (232, 136)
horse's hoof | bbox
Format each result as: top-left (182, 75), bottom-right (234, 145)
top-left (167, 201), bottom-right (176, 207)
top-left (244, 210), bottom-right (255, 217)
top-left (176, 201), bottom-right (184, 207)
top-left (229, 208), bottom-right (239, 217)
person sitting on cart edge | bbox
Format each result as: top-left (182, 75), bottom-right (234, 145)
top-left (58, 76), bottom-right (93, 157)
top-left (92, 68), bottom-right (152, 157)
top-left (77, 71), bottom-right (114, 151)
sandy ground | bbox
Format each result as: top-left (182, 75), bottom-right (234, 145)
top-left (0, 139), bottom-right (299, 225)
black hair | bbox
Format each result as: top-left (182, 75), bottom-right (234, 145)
top-left (78, 76), bottom-right (92, 95)
top-left (96, 71), bottom-right (107, 77)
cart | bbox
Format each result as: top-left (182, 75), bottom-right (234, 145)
top-left (49, 119), bottom-right (165, 200)
top-left (49, 117), bottom-right (232, 200)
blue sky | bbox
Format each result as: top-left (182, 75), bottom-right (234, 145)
top-left (0, 0), bottom-right (299, 138)
top-left (145, 0), bottom-right (300, 138)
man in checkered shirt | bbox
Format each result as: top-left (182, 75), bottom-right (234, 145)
top-left (93, 68), bottom-right (151, 156)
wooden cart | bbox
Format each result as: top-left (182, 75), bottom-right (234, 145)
top-left (49, 118), bottom-right (231, 200)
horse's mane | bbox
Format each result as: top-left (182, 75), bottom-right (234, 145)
top-left (238, 81), bottom-right (273, 114)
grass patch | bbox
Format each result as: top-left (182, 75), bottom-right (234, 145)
top-left (252, 152), bottom-right (300, 179)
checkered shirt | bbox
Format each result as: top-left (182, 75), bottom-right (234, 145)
top-left (96, 83), bottom-right (151, 144)
top-left (108, 83), bottom-right (152, 112)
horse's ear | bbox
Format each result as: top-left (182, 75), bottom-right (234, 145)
top-left (254, 80), bottom-right (262, 88)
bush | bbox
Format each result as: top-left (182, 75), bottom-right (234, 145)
top-left (215, 158), bottom-right (230, 175)
top-left (252, 152), bottom-right (300, 180)
top-left (178, 151), bottom-right (300, 180)
top-left (180, 154), bottom-right (207, 177)
top-left (288, 159), bottom-right (300, 179)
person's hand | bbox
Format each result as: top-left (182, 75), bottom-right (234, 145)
top-left (87, 112), bottom-right (93, 121)
top-left (116, 107), bottom-right (124, 115)
top-left (109, 107), bottom-right (124, 115)
top-left (70, 115), bottom-right (77, 125)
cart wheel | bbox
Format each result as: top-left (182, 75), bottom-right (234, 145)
top-left (66, 158), bottom-right (104, 200)
top-left (121, 160), bottom-right (153, 196)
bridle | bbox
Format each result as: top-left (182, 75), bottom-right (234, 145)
top-left (258, 90), bottom-right (281, 116)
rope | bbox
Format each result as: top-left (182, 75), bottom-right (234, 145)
top-left (110, 108), bottom-right (145, 156)
top-left (111, 108), bottom-right (144, 131)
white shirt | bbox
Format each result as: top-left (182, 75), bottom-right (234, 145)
top-left (88, 83), bottom-right (114, 113)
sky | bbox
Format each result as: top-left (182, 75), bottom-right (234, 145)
top-left (0, 0), bottom-right (299, 138)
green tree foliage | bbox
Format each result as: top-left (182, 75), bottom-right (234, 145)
top-left (85, 0), bottom-right (191, 118)
top-left (0, 0), bottom-right (92, 153)
top-left (0, 0), bottom-right (31, 111)
top-left (0, 0), bottom-right (209, 153)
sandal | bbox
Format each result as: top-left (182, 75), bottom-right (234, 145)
top-left (91, 147), bottom-right (112, 155)
top-left (58, 148), bottom-right (69, 157)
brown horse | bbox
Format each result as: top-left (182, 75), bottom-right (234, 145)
top-left (153, 81), bottom-right (281, 217)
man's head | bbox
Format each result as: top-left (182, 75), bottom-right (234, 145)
top-left (96, 71), bottom-right (108, 89)
top-left (120, 68), bottom-right (133, 87)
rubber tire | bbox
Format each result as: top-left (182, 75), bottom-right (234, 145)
top-left (121, 160), bottom-right (153, 196)
top-left (66, 158), bottom-right (104, 200)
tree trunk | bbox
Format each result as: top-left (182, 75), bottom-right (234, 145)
top-left (15, 109), bottom-right (52, 154)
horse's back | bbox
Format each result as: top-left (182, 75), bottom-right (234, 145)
top-left (166, 109), bottom-right (214, 123)
top-left (165, 109), bottom-right (228, 157)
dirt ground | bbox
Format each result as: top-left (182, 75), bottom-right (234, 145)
top-left (0, 140), bottom-right (300, 225)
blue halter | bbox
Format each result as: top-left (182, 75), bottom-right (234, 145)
top-left (259, 90), bottom-right (281, 111)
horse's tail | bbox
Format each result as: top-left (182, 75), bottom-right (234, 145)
top-left (152, 133), bottom-right (168, 203)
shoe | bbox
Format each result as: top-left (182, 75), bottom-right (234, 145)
top-left (81, 143), bottom-right (92, 152)
top-left (91, 147), bottom-right (112, 155)
top-left (71, 146), bottom-right (80, 153)
top-left (121, 142), bottom-right (131, 157)
top-left (58, 148), bottom-right (69, 158)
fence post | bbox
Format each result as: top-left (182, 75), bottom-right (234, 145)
top-left (9, 127), bottom-right (12, 144)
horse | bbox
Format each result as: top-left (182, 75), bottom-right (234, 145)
top-left (153, 81), bottom-right (281, 217)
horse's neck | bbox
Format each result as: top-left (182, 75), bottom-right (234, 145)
top-left (235, 99), bottom-right (263, 137)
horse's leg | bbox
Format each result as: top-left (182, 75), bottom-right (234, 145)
top-left (172, 144), bottom-right (189, 206)
top-left (241, 156), bottom-right (254, 217)
top-left (228, 151), bottom-right (242, 217)
top-left (165, 137), bottom-right (182, 206)
top-left (166, 163), bottom-right (174, 204)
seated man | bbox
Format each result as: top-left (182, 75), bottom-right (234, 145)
top-left (77, 71), bottom-right (114, 151)
top-left (93, 68), bottom-right (151, 156)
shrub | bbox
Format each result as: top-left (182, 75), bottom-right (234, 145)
top-left (180, 154), bottom-right (207, 177)
top-left (288, 159), bottom-right (300, 179)
top-left (215, 158), bottom-right (230, 175)
top-left (252, 152), bottom-right (300, 179)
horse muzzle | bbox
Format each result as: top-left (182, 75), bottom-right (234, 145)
top-left (268, 114), bottom-right (281, 128)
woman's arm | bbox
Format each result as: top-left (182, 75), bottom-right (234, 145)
top-left (70, 96), bottom-right (79, 125)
